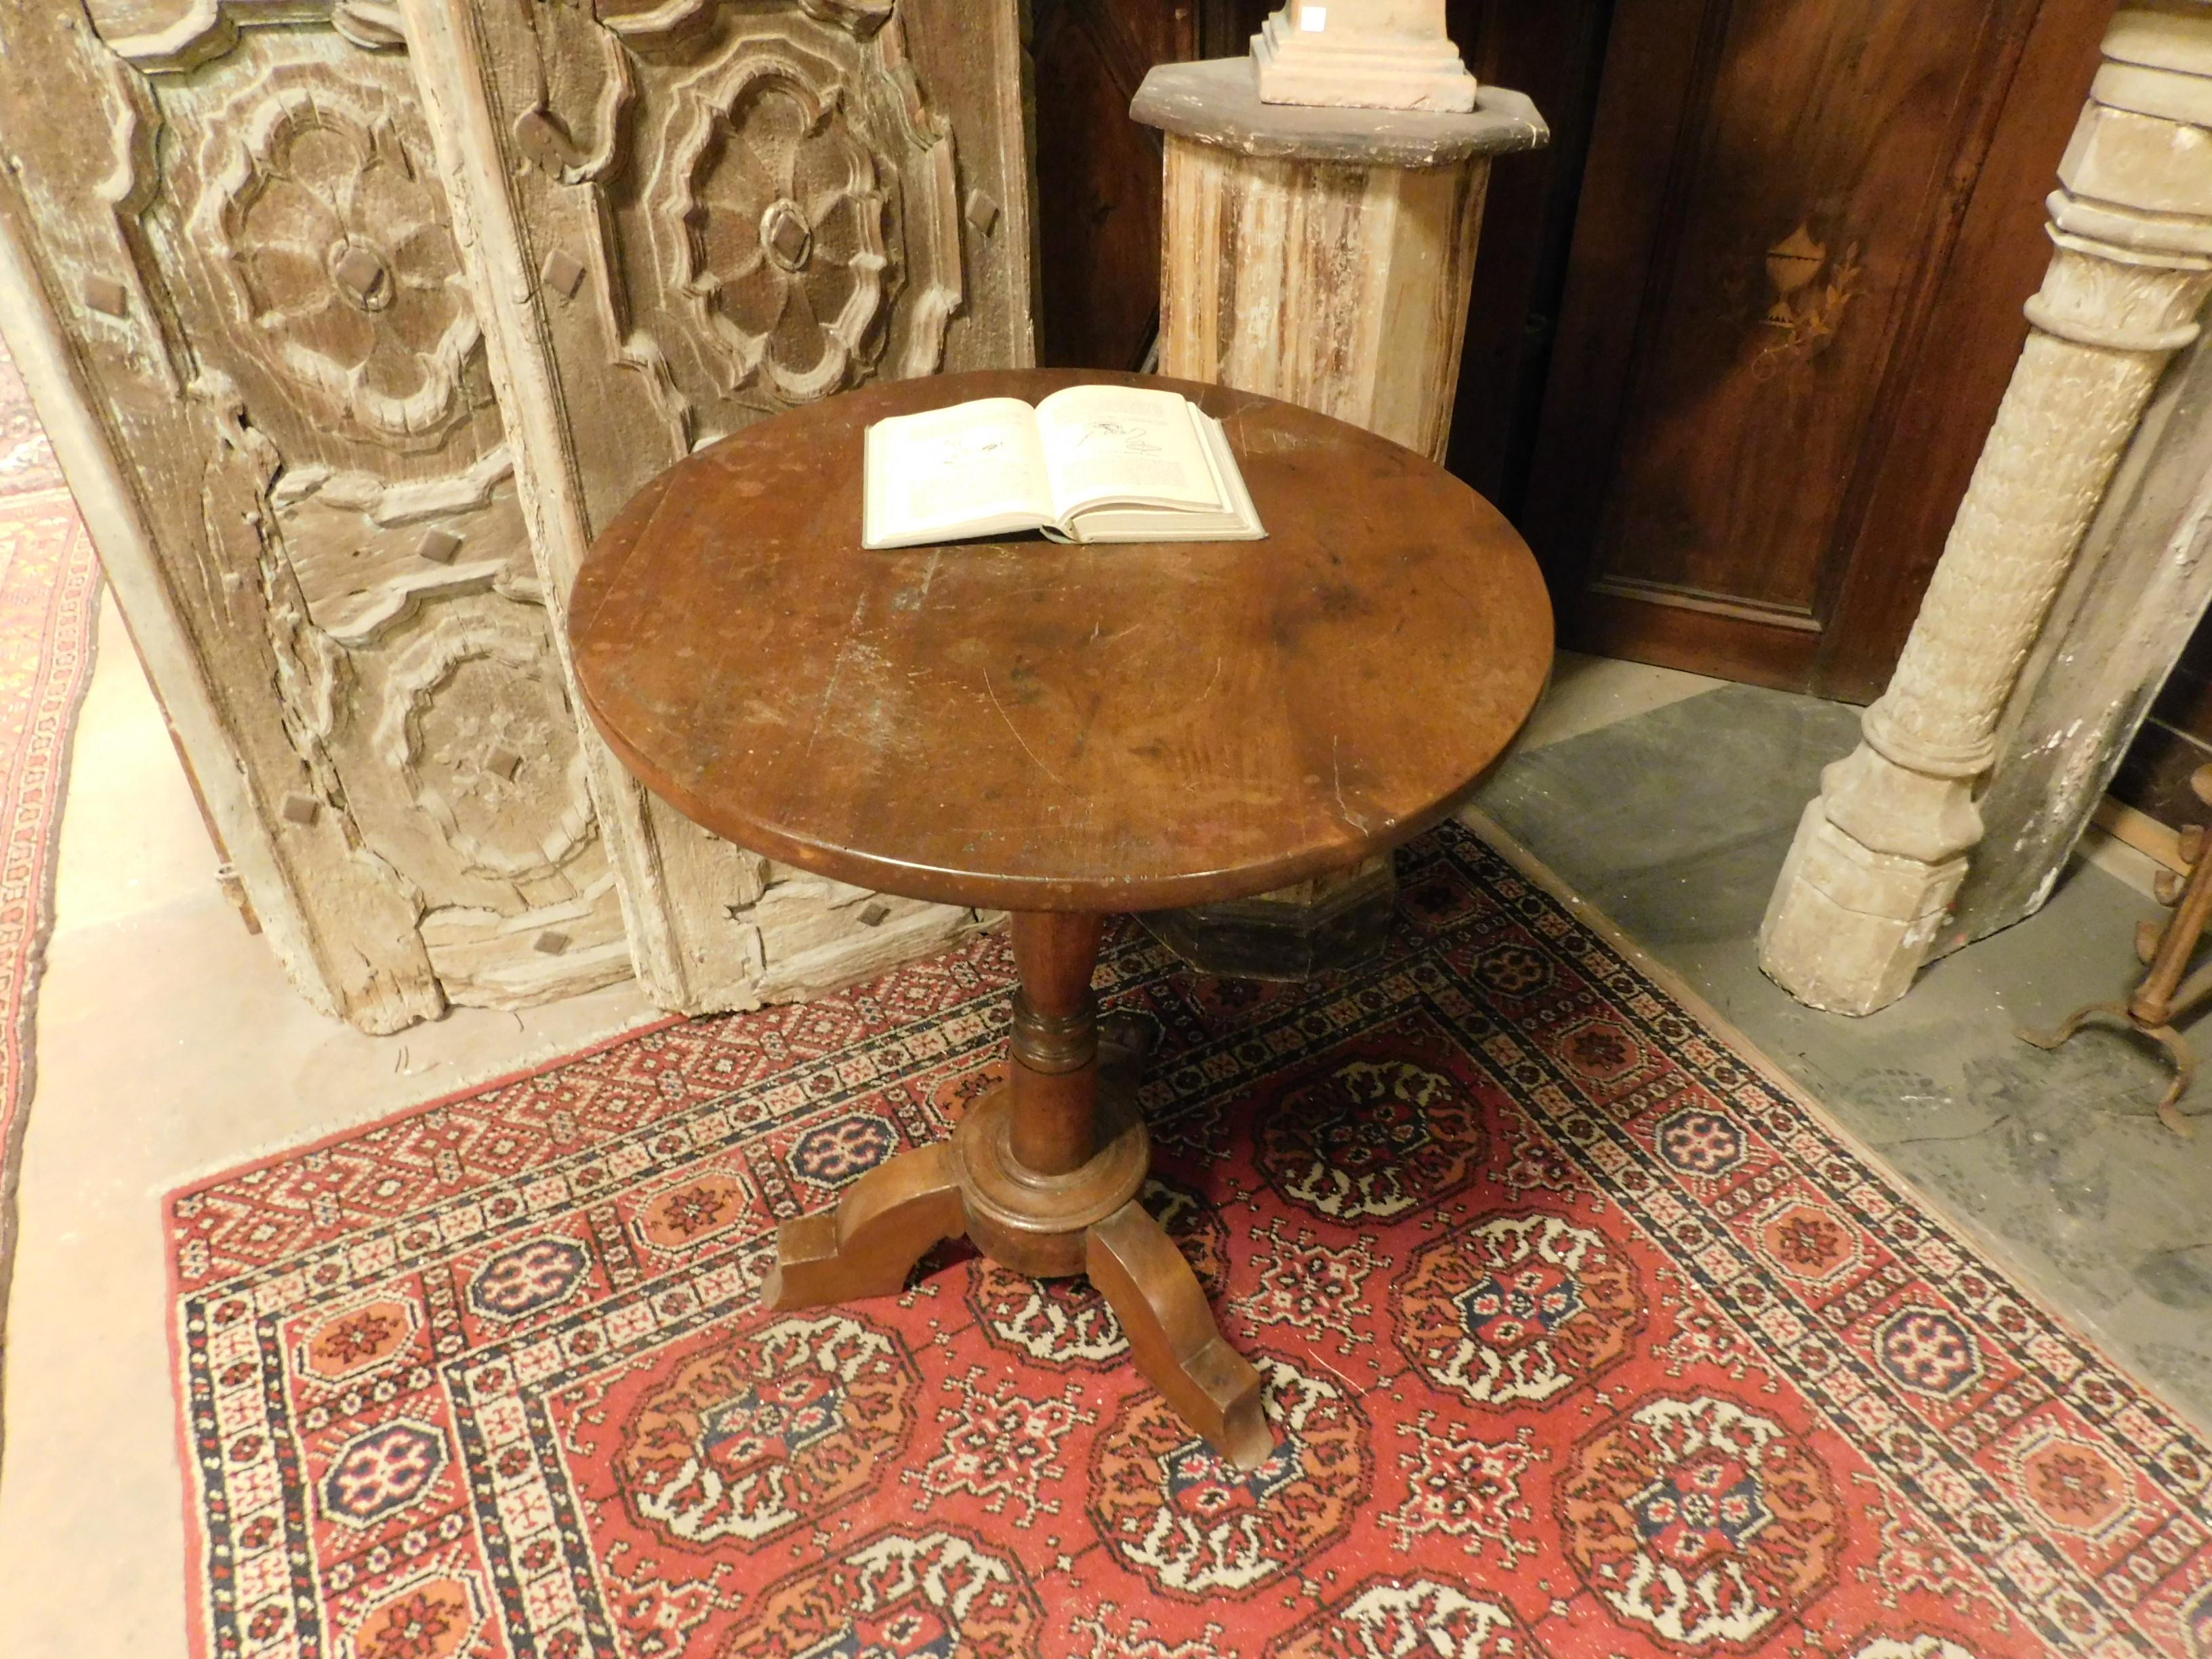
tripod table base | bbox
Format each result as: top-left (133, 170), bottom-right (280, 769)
top-left (760, 917), bottom-right (1273, 1471)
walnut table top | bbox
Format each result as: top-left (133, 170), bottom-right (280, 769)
top-left (570, 369), bottom-right (1553, 915)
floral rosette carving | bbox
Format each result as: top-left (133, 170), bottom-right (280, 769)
top-left (664, 50), bottom-right (896, 405)
top-left (373, 615), bottom-right (596, 885)
top-left (200, 70), bottom-right (483, 446)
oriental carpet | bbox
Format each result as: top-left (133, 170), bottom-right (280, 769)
top-left (165, 823), bottom-right (2212, 1659)
top-left (0, 334), bottom-right (96, 1466)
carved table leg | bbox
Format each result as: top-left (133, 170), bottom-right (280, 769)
top-left (761, 910), bottom-right (1271, 1467)
top-left (763, 1140), bottom-right (966, 1309)
top-left (1088, 1200), bottom-right (1273, 1469)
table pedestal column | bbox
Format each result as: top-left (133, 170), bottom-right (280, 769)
top-left (762, 912), bottom-right (1273, 1469)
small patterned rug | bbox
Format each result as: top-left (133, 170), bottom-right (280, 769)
top-left (165, 823), bottom-right (2212, 1659)
top-left (0, 334), bottom-right (98, 1465)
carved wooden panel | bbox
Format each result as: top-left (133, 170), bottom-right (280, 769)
top-left (0, 2), bottom-right (628, 1028)
top-left (400, 0), bottom-right (1033, 1012)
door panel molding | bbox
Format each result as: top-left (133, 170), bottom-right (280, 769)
top-left (401, 0), bottom-right (1032, 1014)
top-left (1521, 0), bottom-right (2091, 699)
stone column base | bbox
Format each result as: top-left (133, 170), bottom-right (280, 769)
top-left (1252, 9), bottom-right (1479, 113)
top-left (1757, 799), bottom-right (1969, 1017)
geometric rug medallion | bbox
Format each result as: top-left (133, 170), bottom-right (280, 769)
top-left (165, 823), bottom-right (2212, 1658)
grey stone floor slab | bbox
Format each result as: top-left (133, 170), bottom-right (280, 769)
top-left (1474, 680), bottom-right (2212, 1431)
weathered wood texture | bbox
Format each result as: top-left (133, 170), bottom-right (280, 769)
top-left (0, 0), bottom-right (1036, 1030)
top-left (1195, 0), bottom-right (1614, 510)
top-left (1138, 58), bottom-right (1542, 162)
top-left (1130, 54), bottom-right (1540, 978)
top-left (1521, 0), bottom-right (2112, 698)
top-left (1033, 0), bottom-right (1610, 525)
top-left (1946, 329), bottom-right (2212, 951)
top-left (1143, 62), bottom-right (1542, 462)
top-left (0, 2), bottom-right (625, 1031)
top-left (569, 369), bottom-right (1555, 912)
top-left (401, 0), bottom-right (1034, 1015)
top-left (1161, 142), bottom-right (1479, 463)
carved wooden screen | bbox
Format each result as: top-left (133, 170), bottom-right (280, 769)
top-left (0, 1), bottom-right (634, 1030)
top-left (400, 0), bottom-right (1035, 1015)
top-left (0, 0), bottom-right (1034, 1030)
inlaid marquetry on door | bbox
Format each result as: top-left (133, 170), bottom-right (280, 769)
top-left (0, 0), bottom-right (1036, 1031)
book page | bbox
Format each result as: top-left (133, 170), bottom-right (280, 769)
top-left (1063, 410), bottom-right (1267, 541)
top-left (1034, 385), bottom-right (1224, 518)
top-left (863, 398), bottom-right (1054, 546)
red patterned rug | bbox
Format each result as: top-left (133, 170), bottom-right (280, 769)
top-left (165, 823), bottom-right (2212, 1659)
top-left (0, 334), bottom-right (97, 1462)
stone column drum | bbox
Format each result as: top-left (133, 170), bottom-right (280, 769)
top-left (1760, 3), bottom-right (2212, 1016)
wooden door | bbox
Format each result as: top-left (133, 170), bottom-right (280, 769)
top-left (1520, 0), bottom-right (2115, 698)
top-left (0, 0), bottom-right (633, 1032)
top-left (400, 0), bottom-right (1037, 1013)
top-left (1031, 0), bottom-right (1204, 371)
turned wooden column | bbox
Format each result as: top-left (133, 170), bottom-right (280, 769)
top-left (1130, 56), bottom-right (1544, 981)
top-left (1006, 912), bottom-right (1105, 1176)
top-left (1760, 1), bottom-right (2212, 1016)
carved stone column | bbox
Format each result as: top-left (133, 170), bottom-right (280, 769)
top-left (1759, 3), bottom-right (2212, 1016)
top-left (1130, 56), bottom-right (1544, 980)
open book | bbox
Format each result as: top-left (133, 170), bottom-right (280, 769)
top-left (862, 384), bottom-right (1266, 548)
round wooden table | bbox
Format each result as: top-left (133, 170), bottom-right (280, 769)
top-left (569, 369), bottom-right (1552, 1469)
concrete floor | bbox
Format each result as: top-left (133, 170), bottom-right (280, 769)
top-left (0, 613), bottom-right (2192, 1655)
top-left (1475, 680), bottom-right (2211, 1433)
